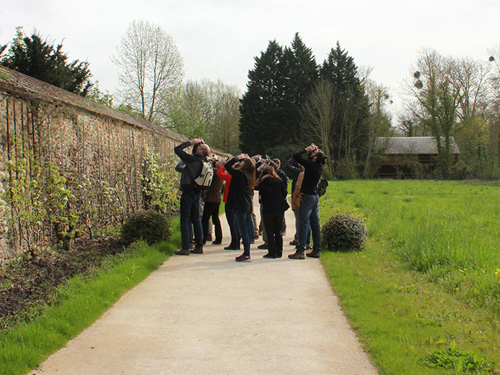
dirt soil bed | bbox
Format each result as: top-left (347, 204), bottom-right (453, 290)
top-left (0, 236), bottom-right (123, 322)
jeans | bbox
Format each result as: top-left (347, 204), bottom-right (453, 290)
top-left (180, 191), bottom-right (203, 250)
top-left (202, 202), bottom-right (222, 243)
top-left (294, 209), bottom-right (311, 245)
top-left (297, 194), bottom-right (321, 253)
top-left (263, 212), bottom-right (284, 256)
top-left (234, 210), bottom-right (251, 256)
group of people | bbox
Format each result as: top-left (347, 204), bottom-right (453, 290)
top-left (173, 138), bottom-right (327, 262)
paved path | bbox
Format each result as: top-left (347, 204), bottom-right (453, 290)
top-left (35, 199), bottom-right (378, 375)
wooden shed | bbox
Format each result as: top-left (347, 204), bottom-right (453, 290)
top-left (376, 137), bottom-right (460, 178)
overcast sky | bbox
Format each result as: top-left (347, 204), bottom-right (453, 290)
top-left (1, 0), bottom-right (499, 119)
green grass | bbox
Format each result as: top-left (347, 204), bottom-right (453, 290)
top-left (0, 227), bottom-right (181, 375)
top-left (320, 180), bottom-right (500, 374)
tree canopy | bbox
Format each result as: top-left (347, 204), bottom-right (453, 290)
top-left (1, 27), bottom-right (93, 96)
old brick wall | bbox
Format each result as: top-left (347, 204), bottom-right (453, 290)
top-left (0, 67), bottom-right (225, 263)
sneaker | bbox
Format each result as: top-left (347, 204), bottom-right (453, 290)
top-left (257, 243), bottom-right (268, 249)
top-left (289, 239), bottom-right (299, 245)
top-left (175, 248), bottom-right (190, 256)
top-left (288, 252), bottom-right (305, 259)
top-left (306, 250), bottom-right (320, 258)
top-left (190, 246), bottom-right (203, 254)
top-left (263, 253), bottom-right (277, 259)
top-left (224, 245), bottom-right (240, 251)
top-left (235, 254), bottom-right (251, 262)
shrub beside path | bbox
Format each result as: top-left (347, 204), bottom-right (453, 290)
top-left (35, 197), bottom-right (378, 375)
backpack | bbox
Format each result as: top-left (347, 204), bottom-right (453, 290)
top-left (317, 178), bottom-right (329, 197)
top-left (193, 160), bottom-right (214, 189)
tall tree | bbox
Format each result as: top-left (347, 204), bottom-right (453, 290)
top-left (319, 42), bottom-right (370, 178)
top-left (1, 27), bottom-right (92, 96)
top-left (363, 79), bottom-right (394, 178)
top-left (408, 50), bottom-right (461, 176)
top-left (281, 33), bottom-right (319, 143)
top-left (239, 40), bottom-right (284, 155)
top-left (112, 20), bottom-right (184, 123)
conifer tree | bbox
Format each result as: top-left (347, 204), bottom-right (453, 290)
top-left (239, 40), bottom-right (284, 154)
top-left (319, 42), bottom-right (370, 177)
top-left (1, 28), bottom-right (92, 96)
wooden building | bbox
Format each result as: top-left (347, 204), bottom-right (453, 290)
top-left (376, 137), bottom-right (460, 178)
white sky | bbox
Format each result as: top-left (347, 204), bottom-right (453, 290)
top-left (1, 0), bottom-right (499, 121)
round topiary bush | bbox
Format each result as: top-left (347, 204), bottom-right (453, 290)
top-left (321, 213), bottom-right (368, 251)
top-left (121, 210), bottom-right (171, 246)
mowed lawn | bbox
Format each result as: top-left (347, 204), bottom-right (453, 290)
top-left (319, 180), bottom-right (500, 375)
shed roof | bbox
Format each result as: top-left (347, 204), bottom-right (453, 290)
top-left (377, 137), bottom-right (460, 155)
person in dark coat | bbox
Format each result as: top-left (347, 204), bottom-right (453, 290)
top-left (255, 166), bottom-right (289, 258)
top-left (288, 144), bottom-right (326, 260)
top-left (202, 157), bottom-right (224, 245)
top-left (174, 138), bottom-right (210, 256)
top-left (224, 154), bottom-right (256, 262)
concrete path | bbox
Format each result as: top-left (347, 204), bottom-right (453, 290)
top-left (34, 198), bottom-right (378, 375)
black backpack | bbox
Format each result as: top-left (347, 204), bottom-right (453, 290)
top-left (317, 178), bottom-right (328, 197)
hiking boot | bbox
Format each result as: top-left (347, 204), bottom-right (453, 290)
top-left (263, 253), bottom-right (277, 259)
top-left (175, 248), bottom-right (190, 256)
top-left (306, 250), bottom-right (321, 258)
top-left (257, 242), bottom-right (268, 249)
top-left (235, 254), bottom-right (251, 262)
top-left (190, 246), bottom-right (203, 254)
top-left (288, 251), bottom-right (305, 259)
top-left (289, 239), bottom-right (299, 245)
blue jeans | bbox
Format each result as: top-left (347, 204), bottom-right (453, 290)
top-left (293, 209), bottom-right (311, 244)
top-left (297, 194), bottom-right (321, 253)
top-left (180, 191), bottom-right (203, 250)
top-left (234, 210), bottom-right (251, 256)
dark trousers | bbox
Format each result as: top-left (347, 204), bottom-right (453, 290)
top-left (180, 191), bottom-right (203, 250)
top-left (262, 212), bottom-right (284, 256)
top-left (202, 202), bottom-right (222, 243)
top-left (234, 210), bottom-right (251, 256)
top-left (225, 206), bottom-right (240, 248)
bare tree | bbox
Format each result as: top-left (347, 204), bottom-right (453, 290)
top-left (112, 20), bottom-right (184, 123)
top-left (299, 78), bottom-right (335, 171)
top-left (363, 79), bottom-right (393, 177)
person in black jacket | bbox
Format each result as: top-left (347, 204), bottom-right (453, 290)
top-left (174, 138), bottom-right (210, 255)
top-left (288, 144), bottom-right (326, 260)
top-left (224, 154), bottom-right (256, 262)
top-left (255, 166), bottom-right (289, 258)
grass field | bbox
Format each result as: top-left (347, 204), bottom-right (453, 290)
top-left (320, 180), bottom-right (500, 374)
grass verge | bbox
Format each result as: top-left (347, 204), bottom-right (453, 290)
top-left (320, 180), bottom-right (500, 374)
top-left (0, 228), bottom-right (180, 375)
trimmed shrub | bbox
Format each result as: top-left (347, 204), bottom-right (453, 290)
top-left (121, 210), bottom-right (171, 246)
top-left (322, 213), bottom-right (368, 251)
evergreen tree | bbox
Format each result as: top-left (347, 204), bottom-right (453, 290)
top-left (239, 40), bottom-right (284, 154)
top-left (281, 33), bottom-right (319, 144)
top-left (319, 42), bottom-right (370, 177)
top-left (239, 34), bottom-right (318, 155)
top-left (1, 28), bottom-right (92, 96)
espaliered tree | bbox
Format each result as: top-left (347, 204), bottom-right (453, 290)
top-left (1, 27), bottom-right (93, 96)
